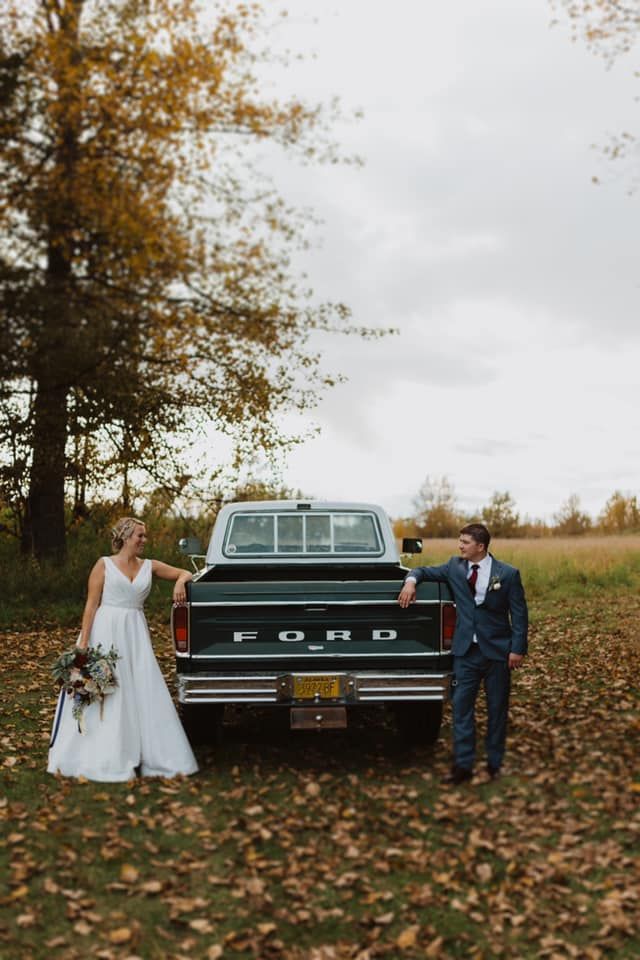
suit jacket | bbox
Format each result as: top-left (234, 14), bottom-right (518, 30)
top-left (408, 555), bottom-right (528, 661)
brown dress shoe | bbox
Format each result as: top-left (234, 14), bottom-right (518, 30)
top-left (487, 764), bottom-right (501, 780)
top-left (441, 766), bottom-right (473, 785)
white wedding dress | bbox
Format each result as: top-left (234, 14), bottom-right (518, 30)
top-left (47, 556), bottom-right (198, 781)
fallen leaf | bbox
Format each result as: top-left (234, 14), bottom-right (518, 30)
top-left (120, 864), bottom-right (139, 884)
top-left (396, 924), bottom-right (420, 949)
top-left (425, 935), bottom-right (445, 957)
top-left (373, 911), bottom-right (395, 925)
top-left (7, 884), bottom-right (29, 901)
top-left (140, 880), bottom-right (163, 894)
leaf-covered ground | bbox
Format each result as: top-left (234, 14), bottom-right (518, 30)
top-left (1, 596), bottom-right (639, 959)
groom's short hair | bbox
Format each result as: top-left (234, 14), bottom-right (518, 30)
top-left (460, 523), bottom-right (491, 549)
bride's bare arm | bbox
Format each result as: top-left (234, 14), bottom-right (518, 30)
top-left (78, 559), bottom-right (106, 650)
top-left (151, 560), bottom-right (193, 604)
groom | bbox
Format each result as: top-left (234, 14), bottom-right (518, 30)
top-left (398, 523), bottom-right (528, 784)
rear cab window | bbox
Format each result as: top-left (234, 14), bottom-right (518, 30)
top-left (223, 510), bottom-right (383, 558)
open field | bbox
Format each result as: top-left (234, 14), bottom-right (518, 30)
top-left (1, 540), bottom-right (639, 958)
top-left (416, 534), bottom-right (640, 564)
top-left (406, 536), bottom-right (640, 604)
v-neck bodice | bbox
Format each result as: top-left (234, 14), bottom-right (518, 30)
top-left (102, 556), bottom-right (152, 609)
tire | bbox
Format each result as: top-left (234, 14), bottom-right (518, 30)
top-left (393, 701), bottom-right (443, 746)
top-left (178, 703), bottom-right (224, 746)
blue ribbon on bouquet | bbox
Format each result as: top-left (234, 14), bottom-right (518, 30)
top-left (49, 689), bottom-right (66, 749)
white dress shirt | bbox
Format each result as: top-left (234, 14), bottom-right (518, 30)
top-left (469, 553), bottom-right (492, 605)
top-left (469, 553), bottom-right (492, 643)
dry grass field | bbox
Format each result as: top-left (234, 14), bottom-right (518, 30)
top-left (412, 533), bottom-right (640, 564)
top-left (406, 536), bottom-right (640, 602)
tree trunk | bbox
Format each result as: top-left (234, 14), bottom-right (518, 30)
top-left (27, 381), bottom-right (69, 561)
top-left (20, 502), bottom-right (32, 557)
top-left (121, 455), bottom-right (131, 512)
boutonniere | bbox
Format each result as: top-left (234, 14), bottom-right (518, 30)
top-left (489, 576), bottom-right (502, 591)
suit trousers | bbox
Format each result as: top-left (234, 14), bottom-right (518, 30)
top-left (452, 644), bottom-right (511, 771)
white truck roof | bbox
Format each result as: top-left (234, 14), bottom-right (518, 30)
top-left (205, 500), bottom-right (400, 566)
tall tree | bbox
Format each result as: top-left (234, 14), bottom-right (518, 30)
top-left (412, 475), bottom-right (460, 538)
top-left (0, 0), bottom-right (365, 559)
top-left (553, 494), bottom-right (592, 536)
top-left (598, 490), bottom-right (640, 533)
top-left (481, 491), bottom-right (520, 538)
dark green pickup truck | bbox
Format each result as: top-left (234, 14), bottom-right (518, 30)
top-left (172, 501), bottom-right (454, 744)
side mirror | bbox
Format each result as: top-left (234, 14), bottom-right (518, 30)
top-left (178, 536), bottom-right (202, 555)
top-left (402, 537), bottom-right (423, 554)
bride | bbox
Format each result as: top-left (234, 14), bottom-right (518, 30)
top-left (48, 517), bottom-right (198, 781)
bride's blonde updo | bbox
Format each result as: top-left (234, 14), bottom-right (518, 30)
top-left (111, 517), bottom-right (145, 553)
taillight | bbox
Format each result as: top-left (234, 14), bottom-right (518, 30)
top-left (442, 604), bottom-right (456, 649)
top-left (172, 605), bottom-right (189, 654)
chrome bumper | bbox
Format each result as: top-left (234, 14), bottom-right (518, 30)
top-left (177, 671), bottom-right (450, 705)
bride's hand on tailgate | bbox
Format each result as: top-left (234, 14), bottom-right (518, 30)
top-left (151, 560), bottom-right (192, 604)
top-left (172, 576), bottom-right (190, 605)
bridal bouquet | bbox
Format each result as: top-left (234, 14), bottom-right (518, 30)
top-left (52, 645), bottom-right (120, 732)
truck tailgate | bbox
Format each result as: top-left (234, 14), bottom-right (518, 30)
top-left (186, 579), bottom-right (447, 663)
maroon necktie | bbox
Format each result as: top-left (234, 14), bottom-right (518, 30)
top-left (468, 563), bottom-right (480, 596)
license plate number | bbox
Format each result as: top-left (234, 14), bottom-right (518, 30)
top-left (293, 675), bottom-right (340, 700)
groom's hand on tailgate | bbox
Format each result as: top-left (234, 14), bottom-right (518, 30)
top-left (398, 580), bottom-right (416, 608)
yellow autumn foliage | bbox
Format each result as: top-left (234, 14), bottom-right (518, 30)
top-left (0, 0), bottom-right (375, 558)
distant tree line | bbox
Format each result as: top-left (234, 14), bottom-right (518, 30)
top-left (393, 475), bottom-right (640, 539)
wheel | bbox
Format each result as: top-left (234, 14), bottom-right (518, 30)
top-left (178, 702), bottom-right (224, 745)
top-left (393, 701), bottom-right (443, 746)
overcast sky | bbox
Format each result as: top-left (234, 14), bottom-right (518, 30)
top-left (231, 0), bottom-right (639, 521)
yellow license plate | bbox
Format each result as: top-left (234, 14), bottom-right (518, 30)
top-left (293, 675), bottom-right (340, 700)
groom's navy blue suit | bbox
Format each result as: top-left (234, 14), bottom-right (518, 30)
top-left (407, 555), bottom-right (528, 772)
